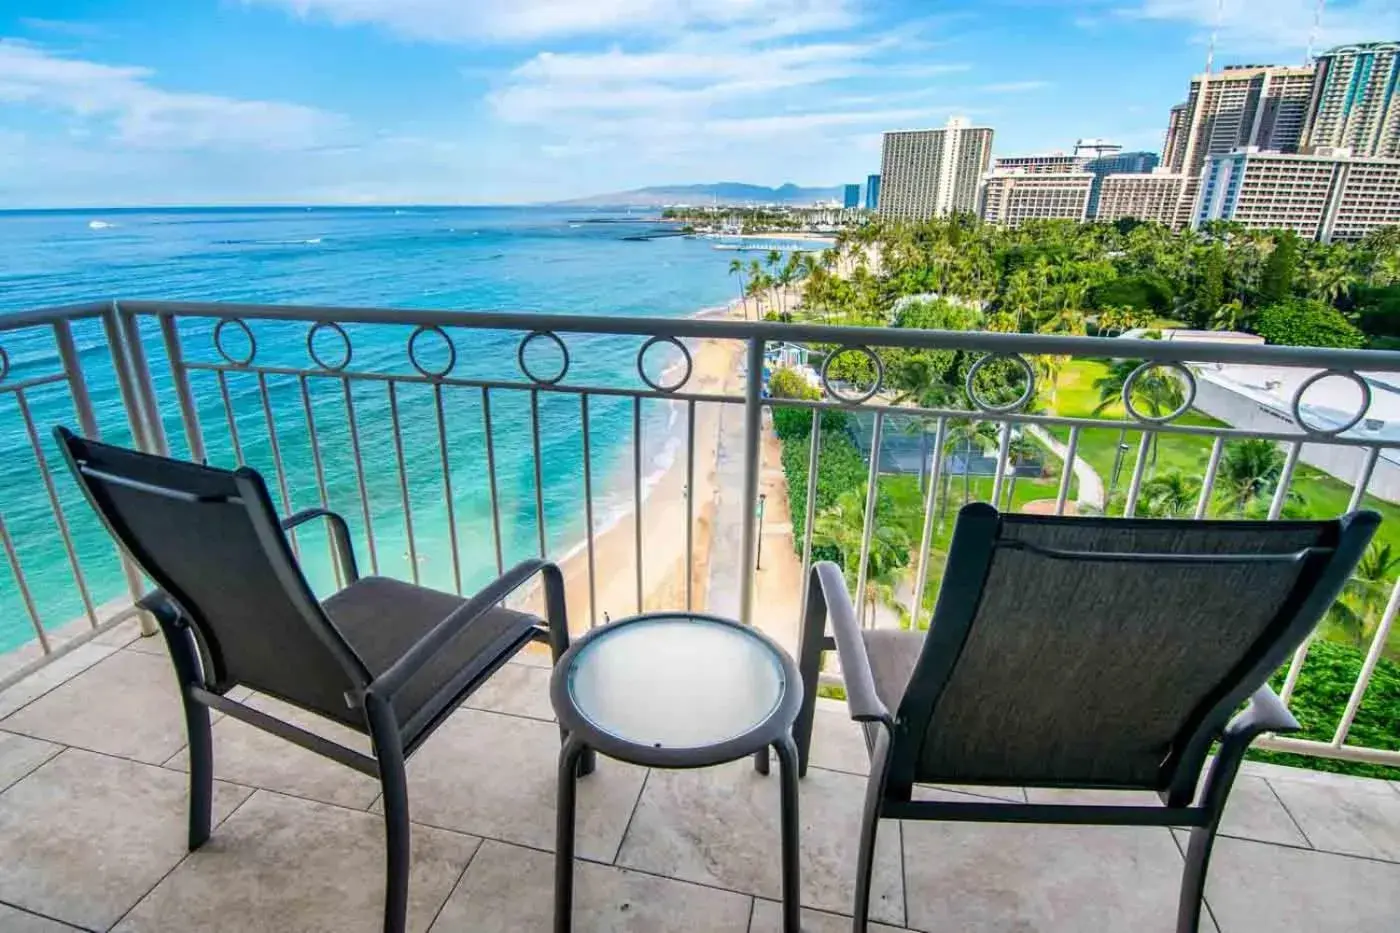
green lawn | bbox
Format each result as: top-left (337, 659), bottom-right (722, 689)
top-left (1050, 358), bottom-right (1400, 661)
top-left (884, 430), bottom-right (1074, 625)
top-left (1049, 359), bottom-right (1400, 552)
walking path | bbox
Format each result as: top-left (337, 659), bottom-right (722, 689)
top-left (1026, 423), bottom-right (1106, 511)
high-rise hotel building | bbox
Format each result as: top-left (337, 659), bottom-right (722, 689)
top-left (979, 171), bottom-right (1094, 226)
top-left (1163, 63), bottom-right (1317, 226)
top-left (1193, 148), bottom-right (1400, 242)
top-left (1302, 42), bottom-right (1400, 158)
top-left (878, 117), bottom-right (994, 220)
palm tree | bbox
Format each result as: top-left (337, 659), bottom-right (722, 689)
top-left (728, 258), bottom-right (749, 319)
top-left (811, 486), bottom-right (911, 627)
top-left (1137, 471), bottom-right (1201, 517)
top-left (1219, 438), bottom-right (1285, 515)
top-left (1091, 357), bottom-right (1183, 473)
top-left (765, 249), bottom-right (784, 315)
top-left (1326, 542), bottom-right (1400, 646)
top-left (746, 258), bottom-right (765, 315)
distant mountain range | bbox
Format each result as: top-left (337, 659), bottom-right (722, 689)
top-left (556, 182), bottom-right (845, 207)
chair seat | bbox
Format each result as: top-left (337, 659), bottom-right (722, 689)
top-left (323, 576), bottom-right (539, 734)
top-left (858, 630), bottom-right (923, 755)
top-left (861, 630), bottom-right (922, 714)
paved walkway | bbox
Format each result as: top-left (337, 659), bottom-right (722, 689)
top-left (1027, 423), bottom-right (1106, 511)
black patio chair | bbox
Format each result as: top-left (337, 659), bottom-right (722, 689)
top-left (55, 427), bottom-right (571, 933)
top-left (794, 501), bottom-right (1377, 933)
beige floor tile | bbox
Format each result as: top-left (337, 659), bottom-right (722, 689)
top-left (0, 903), bottom-right (84, 931)
top-left (805, 702), bottom-right (870, 776)
top-left (1203, 835), bottom-right (1400, 933)
top-left (0, 748), bottom-right (251, 931)
top-left (900, 811), bottom-right (1200, 933)
top-left (748, 899), bottom-right (910, 933)
top-left (0, 731), bottom-right (62, 792)
top-left (430, 839), bottom-right (753, 933)
top-left (0, 643), bottom-right (117, 720)
top-left (617, 761), bottom-right (904, 926)
top-left (164, 693), bottom-right (379, 809)
top-left (116, 790), bottom-right (477, 933)
top-left (1, 651), bottom-right (185, 764)
top-left (1265, 772), bottom-right (1400, 861)
top-left (400, 708), bottom-right (646, 861)
top-left (464, 662), bottom-right (556, 722)
top-left (1217, 775), bottom-right (1310, 847)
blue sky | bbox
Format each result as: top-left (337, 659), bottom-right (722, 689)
top-left (0, 0), bottom-right (1395, 206)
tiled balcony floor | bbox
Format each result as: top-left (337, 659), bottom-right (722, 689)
top-left (1, 626), bottom-right (1398, 932)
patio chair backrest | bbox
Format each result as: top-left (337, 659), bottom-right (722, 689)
top-left (896, 503), bottom-right (1375, 799)
top-left (56, 429), bottom-right (369, 716)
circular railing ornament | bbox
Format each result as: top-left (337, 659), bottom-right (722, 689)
top-left (1290, 369), bottom-right (1371, 437)
top-left (0, 345), bottom-right (9, 383)
top-left (964, 353), bottom-right (1036, 413)
top-left (306, 321), bottom-right (352, 373)
top-left (408, 325), bottom-right (457, 378)
top-left (819, 346), bottom-right (884, 404)
top-left (1121, 361), bottom-right (1197, 424)
top-left (636, 335), bottom-right (693, 393)
top-left (517, 330), bottom-right (570, 386)
top-left (213, 318), bottom-right (257, 367)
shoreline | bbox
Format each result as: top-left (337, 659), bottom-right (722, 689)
top-left (518, 297), bottom-right (749, 633)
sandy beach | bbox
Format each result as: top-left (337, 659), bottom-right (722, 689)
top-left (519, 285), bottom-right (811, 655)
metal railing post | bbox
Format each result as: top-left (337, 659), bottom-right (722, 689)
top-left (100, 303), bottom-right (160, 633)
top-left (739, 337), bottom-right (766, 626)
top-left (57, 316), bottom-right (152, 628)
top-left (118, 305), bottom-right (170, 456)
top-left (158, 313), bottom-right (206, 462)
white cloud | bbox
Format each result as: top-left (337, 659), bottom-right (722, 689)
top-left (250, 0), bottom-right (856, 42)
top-left (0, 40), bottom-right (342, 150)
top-left (1119, 0), bottom-right (1400, 54)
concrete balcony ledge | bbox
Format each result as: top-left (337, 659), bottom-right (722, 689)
top-left (0, 632), bottom-right (1397, 932)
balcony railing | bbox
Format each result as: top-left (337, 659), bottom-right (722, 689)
top-left (3, 299), bottom-right (1400, 768)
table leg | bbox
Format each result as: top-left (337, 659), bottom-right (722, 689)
top-left (774, 732), bottom-right (802, 933)
top-left (555, 735), bottom-right (588, 933)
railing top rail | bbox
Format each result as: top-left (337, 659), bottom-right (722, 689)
top-left (8, 298), bottom-right (1400, 373)
top-left (0, 301), bottom-right (111, 332)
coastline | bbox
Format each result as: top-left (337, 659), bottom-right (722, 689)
top-left (518, 276), bottom-right (813, 653)
top-left (519, 297), bottom-right (748, 634)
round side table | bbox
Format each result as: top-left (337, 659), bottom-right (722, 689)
top-left (549, 612), bottom-right (804, 933)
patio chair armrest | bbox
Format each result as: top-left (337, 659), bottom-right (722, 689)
top-left (137, 589), bottom-right (184, 626)
top-left (812, 561), bottom-right (891, 726)
top-left (368, 558), bottom-right (564, 700)
top-left (1224, 684), bottom-right (1300, 742)
top-left (281, 508), bottom-right (359, 583)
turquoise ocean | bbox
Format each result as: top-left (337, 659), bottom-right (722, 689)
top-left (0, 206), bottom-right (769, 655)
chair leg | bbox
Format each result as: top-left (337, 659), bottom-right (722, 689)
top-left (851, 765), bottom-right (886, 933)
top-left (774, 734), bottom-right (802, 933)
top-left (380, 758), bottom-right (411, 933)
top-left (1176, 825), bottom-right (1217, 933)
top-left (160, 623), bottom-right (212, 851)
top-left (555, 734), bottom-right (588, 933)
top-left (184, 696), bottom-right (214, 851)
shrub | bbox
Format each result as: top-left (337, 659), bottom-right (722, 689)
top-left (780, 426), bottom-right (868, 556)
top-left (1252, 639), bottom-right (1400, 780)
top-left (768, 366), bottom-right (818, 400)
top-left (1254, 299), bottom-right (1365, 349)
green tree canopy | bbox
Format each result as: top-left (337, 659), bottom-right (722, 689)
top-left (1254, 298), bottom-right (1365, 349)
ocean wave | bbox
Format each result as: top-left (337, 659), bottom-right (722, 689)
top-left (87, 220), bottom-right (116, 230)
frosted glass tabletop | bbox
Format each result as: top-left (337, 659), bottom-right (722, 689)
top-left (564, 615), bottom-right (786, 750)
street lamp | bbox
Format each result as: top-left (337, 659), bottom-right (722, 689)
top-left (756, 493), bottom-right (768, 570)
